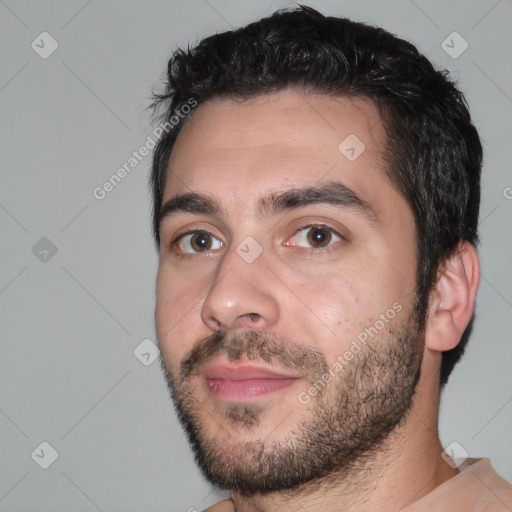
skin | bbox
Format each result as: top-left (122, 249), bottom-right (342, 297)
top-left (154, 90), bottom-right (480, 512)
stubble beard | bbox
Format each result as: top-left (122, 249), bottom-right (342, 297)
top-left (159, 300), bottom-right (425, 496)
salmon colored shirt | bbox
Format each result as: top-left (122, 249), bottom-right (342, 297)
top-left (204, 459), bottom-right (512, 511)
top-left (403, 458), bottom-right (512, 511)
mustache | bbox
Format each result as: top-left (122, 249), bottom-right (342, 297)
top-left (179, 329), bottom-right (329, 384)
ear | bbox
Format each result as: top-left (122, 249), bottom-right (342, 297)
top-left (425, 241), bottom-right (480, 352)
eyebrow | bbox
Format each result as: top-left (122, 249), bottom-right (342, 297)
top-left (158, 181), bottom-right (378, 228)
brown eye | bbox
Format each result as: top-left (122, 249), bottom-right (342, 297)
top-left (306, 227), bottom-right (332, 247)
top-left (176, 231), bottom-right (222, 254)
top-left (190, 232), bottom-right (212, 251)
top-left (286, 225), bottom-right (343, 250)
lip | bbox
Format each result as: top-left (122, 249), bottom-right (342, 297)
top-left (202, 363), bottom-right (301, 380)
top-left (201, 362), bottom-right (302, 402)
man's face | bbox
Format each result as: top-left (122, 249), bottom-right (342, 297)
top-left (155, 90), bottom-right (422, 492)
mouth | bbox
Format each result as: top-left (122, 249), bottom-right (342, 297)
top-left (200, 361), bottom-right (302, 402)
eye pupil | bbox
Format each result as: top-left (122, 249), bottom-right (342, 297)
top-left (307, 227), bottom-right (331, 247)
top-left (191, 232), bottom-right (211, 251)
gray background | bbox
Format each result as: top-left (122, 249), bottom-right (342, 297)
top-left (1, 0), bottom-right (511, 510)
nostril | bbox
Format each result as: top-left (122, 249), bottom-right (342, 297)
top-left (208, 316), bottom-right (222, 329)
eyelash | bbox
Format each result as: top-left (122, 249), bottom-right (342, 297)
top-left (170, 223), bottom-right (345, 258)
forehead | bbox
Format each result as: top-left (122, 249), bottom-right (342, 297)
top-left (162, 90), bottom-right (396, 218)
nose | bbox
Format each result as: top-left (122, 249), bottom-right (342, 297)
top-left (200, 243), bottom-right (280, 331)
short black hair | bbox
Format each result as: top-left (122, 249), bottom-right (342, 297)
top-left (149, 5), bottom-right (482, 386)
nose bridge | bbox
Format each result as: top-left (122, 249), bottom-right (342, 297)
top-left (200, 237), bottom-right (280, 331)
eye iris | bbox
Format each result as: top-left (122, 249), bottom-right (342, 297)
top-left (307, 227), bottom-right (331, 247)
top-left (191, 232), bottom-right (212, 251)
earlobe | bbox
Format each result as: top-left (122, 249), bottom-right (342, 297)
top-left (425, 241), bottom-right (480, 352)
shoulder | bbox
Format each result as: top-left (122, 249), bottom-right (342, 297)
top-left (202, 498), bottom-right (235, 512)
top-left (404, 458), bottom-right (512, 511)
top-left (474, 459), bottom-right (512, 506)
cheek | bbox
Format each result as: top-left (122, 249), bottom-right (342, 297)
top-left (155, 265), bottom-right (206, 367)
top-left (320, 278), bottom-right (376, 337)
top-left (289, 269), bottom-right (376, 353)
top-left (293, 260), bottom-right (400, 362)
top-left (156, 262), bottom-right (206, 314)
